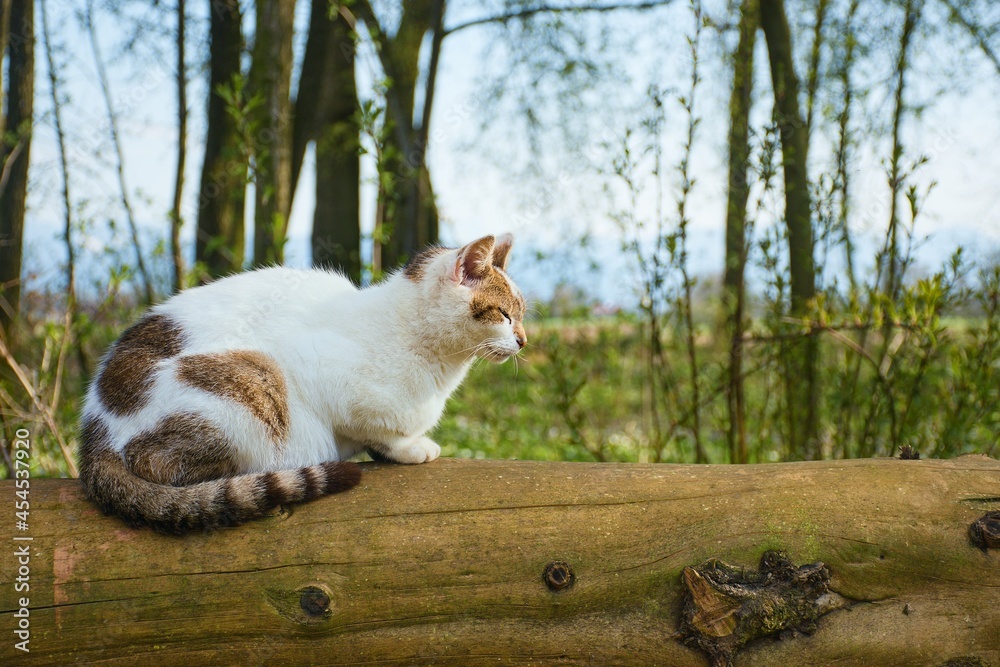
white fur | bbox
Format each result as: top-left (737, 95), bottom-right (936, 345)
top-left (81, 242), bottom-right (525, 473)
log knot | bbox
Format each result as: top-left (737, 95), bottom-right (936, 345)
top-left (678, 550), bottom-right (846, 667)
top-left (543, 561), bottom-right (575, 592)
top-left (300, 586), bottom-right (331, 617)
top-left (968, 511), bottom-right (1000, 552)
top-left (265, 583), bottom-right (336, 626)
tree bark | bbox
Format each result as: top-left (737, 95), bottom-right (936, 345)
top-left (4, 457), bottom-right (998, 665)
top-left (0, 0), bottom-right (11, 133)
top-left (249, 0), bottom-right (296, 267)
top-left (723, 0), bottom-right (757, 465)
top-left (289, 0), bottom-right (362, 280)
top-left (759, 0), bottom-right (814, 317)
top-left (355, 0), bottom-right (443, 269)
top-left (195, 0), bottom-right (247, 282)
top-left (170, 0), bottom-right (187, 293)
top-left (311, 7), bottom-right (362, 282)
top-left (760, 0), bottom-right (819, 459)
top-left (0, 0), bottom-right (32, 336)
top-left (289, 0), bottom-right (330, 202)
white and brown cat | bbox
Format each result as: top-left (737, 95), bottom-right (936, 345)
top-left (79, 234), bottom-right (527, 533)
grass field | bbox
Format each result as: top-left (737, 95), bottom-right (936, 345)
top-left (3, 303), bottom-right (998, 478)
top-left (435, 311), bottom-right (1000, 465)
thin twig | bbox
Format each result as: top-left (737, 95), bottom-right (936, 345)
top-left (41, 0), bottom-right (80, 352)
top-left (0, 335), bottom-right (79, 477)
top-left (50, 310), bottom-right (73, 416)
top-left (677, 0), bottom-right (705, 463)
top-left (84, 0), bottom-right (155, 305)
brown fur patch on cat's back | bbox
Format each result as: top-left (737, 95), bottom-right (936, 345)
top-left (123, 413), bottom-right (239, 486)
top-left (177, 350), bottom-right (290, 445)
top-left (470, 268), bottom-right (527, 324)
top-left (98, 315), bottom-right (186, 416)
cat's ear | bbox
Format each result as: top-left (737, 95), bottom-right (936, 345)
top-left (492, 233), bottom-right (514, 271)
top-left (453, 235), bottom-right (496, 286)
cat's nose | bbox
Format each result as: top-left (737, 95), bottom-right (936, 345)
top-left (513, 324), bottom-right (527, 348)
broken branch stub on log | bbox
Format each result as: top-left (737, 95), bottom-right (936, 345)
top-left (679, 550), bottom-right (850, 667)
top-left (1, 456), bottom-right (998, 666)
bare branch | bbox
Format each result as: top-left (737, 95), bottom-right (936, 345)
top-left (939, 0), bottom-right (1000, 76)
top-left (40, 0), bottom-right (78, 319)
top-left (443, 0), bottom-right (677, 37)
top-left (84, 0), bottom-right (155, 304)
top-left (0, 140), bottom-right (24, 200)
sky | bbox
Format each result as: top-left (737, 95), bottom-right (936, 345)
top-left (21, 0), bottom-right (1000, 308)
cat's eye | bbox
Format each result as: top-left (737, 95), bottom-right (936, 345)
top-left (498, 308), bottom-right (512, 323)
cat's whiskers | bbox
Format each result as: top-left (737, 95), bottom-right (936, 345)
top-left (460, 338), bottom-right (514, 362)
top-left (455, 340), bottom-right (490, 357)
top-left (457, 340), bottom-right (493, 366)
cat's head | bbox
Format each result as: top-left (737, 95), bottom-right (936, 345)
top-left (404, 234), bottom-right (527, 363)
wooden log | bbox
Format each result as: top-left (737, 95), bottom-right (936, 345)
top-left (2, 456), bottom-right (999, 666)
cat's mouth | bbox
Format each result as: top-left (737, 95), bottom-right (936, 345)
top-left (480, 344), bottom-right (519, 363)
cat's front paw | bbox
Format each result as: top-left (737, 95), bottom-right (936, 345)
top-left (389, 437), bottom-right (441, 464)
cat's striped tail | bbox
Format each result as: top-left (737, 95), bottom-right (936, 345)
top-left (78, 419), bottom-right (361, 534)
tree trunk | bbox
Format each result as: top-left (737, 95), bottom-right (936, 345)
top-left (311, 7), bottom-right (362, 282)
top-left (170, 0), bottom-right (187, 293)
top-left (4, 457), bottom-right (998, 665)
top-left (723, 0), bottom-right (757, 465)
top-left (759, 0), bottom-right (814, 319)
top-left (195, 0), bottom-right (247, 282)
top-left (358, 0), bottom-right (443, 269)
top-left (0, 0), bottom-right (11, 132)
top-left (250, 0), bottom-right (296, 267)
top-left (0, 0), bottom-right (32, 336)
top-left (289, 0), bottom-right (330, 202)
top-left (760, 0), bottom-right (819, 459)
top-left (291, 0), bottom-right (362, 281)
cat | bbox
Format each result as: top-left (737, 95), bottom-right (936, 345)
top-left (78, 234), bottom-right (527, 534)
